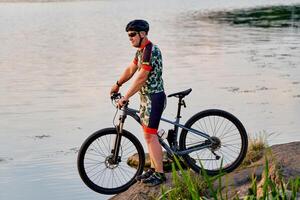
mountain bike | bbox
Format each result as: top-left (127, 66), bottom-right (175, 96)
top-left (77, 88), bottom-right (248, 194)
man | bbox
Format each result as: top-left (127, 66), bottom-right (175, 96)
top-left (110, 19), bottom-right (166, 186)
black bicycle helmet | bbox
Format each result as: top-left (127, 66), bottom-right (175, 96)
top-left (125, 19), bottom-right (149, 33)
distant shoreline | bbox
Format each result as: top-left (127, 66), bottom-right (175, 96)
top-left (0, 0), bottom-right (96, 2)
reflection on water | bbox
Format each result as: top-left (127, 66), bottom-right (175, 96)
top-left (0, 0), bottom-right (300, 200)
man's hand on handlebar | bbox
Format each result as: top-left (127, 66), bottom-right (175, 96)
top-left (117, 96), bottom-right (129, 109)
top-left (110, 84), bottom-right (120, 96)
top-left (110, 92), bottom-right (121, 100)
top-left (110, 93), bottom-right (128, 109)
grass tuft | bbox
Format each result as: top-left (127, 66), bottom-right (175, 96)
top-left (240, 132), bottom-right (268, 167)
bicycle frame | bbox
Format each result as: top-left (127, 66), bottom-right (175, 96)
top-left (115, 102), bottom-right (214, 158)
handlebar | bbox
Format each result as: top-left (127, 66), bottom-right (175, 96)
top-left (111, 93), bottom-right (122, 101)
top-left (110, 93), bottom-right (129, 108)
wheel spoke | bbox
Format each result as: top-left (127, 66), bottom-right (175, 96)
top-left (215, 117), bottom-right (225, 136)
top-left (85, 161), bottom-right (105, 171)
top-left (91, 143), bottom-right (106, 157)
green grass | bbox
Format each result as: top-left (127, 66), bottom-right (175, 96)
top-left (157, 134), bottom-right (300, 200)
top-left (158, 156), bottom-right (300, 200)
top-left (245, 157), bottom-right (300, 200)
top-left (159, 157), bottom-right (206, 200)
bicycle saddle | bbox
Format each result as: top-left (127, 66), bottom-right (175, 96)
top-left (167, 88), bottom-right (192, 98)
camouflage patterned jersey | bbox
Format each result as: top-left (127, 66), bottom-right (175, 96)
top-left (133, 40), bottom-right (166, 134)
top-left (133, 41), bottom-right (164, 95)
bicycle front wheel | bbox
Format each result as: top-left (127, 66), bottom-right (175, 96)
top-left (77, 128), bottom-right (145, 194)
top-left (179, 109), bottom-right (248, 175)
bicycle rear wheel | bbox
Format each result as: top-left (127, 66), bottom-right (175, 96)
top-left (179, 109), bottom-right (248, 175)
top-left (77, 128), bottom-right (145, 194)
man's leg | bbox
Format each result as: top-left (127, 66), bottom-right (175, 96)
top-left (136, 131), bottom-right (162, 182)
top-left (138, 92), bottom-right (166, 186)
top-left (144, 132), bottom-right (164, 173)
top-left (142, 131), bottom-right (166, 186)
top-left (146, 143), bottom-right (155, 169)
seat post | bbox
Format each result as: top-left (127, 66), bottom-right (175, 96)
top-left (173, 97), bottom-right (184, 135)
top-left (176, 97), bottom-right (183, 120)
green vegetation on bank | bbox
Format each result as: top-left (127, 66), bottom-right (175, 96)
top-left (202, 4), bottom-right (300, 28)
top-left (158, 135), bottom-right (300, 200)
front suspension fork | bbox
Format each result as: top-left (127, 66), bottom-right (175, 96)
top-left (111, 114), bottom-right (126, 163)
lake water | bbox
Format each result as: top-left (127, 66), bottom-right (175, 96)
top-left (0, 0), bottom-right (299, 199)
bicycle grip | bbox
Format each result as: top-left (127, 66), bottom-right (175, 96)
top-left (111, 93), bottom-right (121, 100)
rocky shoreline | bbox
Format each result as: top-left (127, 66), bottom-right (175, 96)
top-left (110, 141), bottom-right (300, 200)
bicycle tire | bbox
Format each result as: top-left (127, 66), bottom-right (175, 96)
top-left (77, 128), bottom-right (145, 194)
top-left (179, 109), bottom-right (248, 175)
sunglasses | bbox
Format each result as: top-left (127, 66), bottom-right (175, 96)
top-left (128, 32), bottom-right (138, 37)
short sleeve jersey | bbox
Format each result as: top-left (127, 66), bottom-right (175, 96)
top-left (133, 41), bottom-right (164, 95)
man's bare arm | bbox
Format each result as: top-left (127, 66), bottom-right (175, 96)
top-left (117, 62), bottom-right (138, 85)
top-left (124, 68), bottom-right (149, 99)
top-left (110, 61), bottom-right (138, 95)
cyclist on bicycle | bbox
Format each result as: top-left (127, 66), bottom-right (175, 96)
top-left (110, 19), bottom-right (166, 186)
